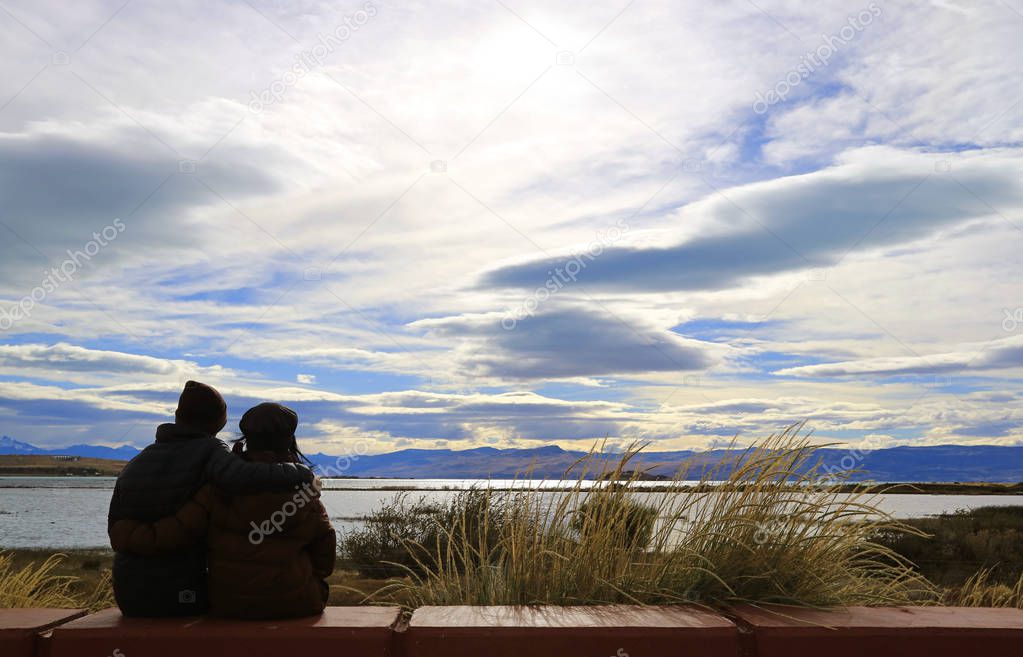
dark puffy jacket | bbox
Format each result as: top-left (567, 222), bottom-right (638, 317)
top-left (110, 451), bottom-right (335, 619)
top-left (108, 423), bottom-right (315, 617)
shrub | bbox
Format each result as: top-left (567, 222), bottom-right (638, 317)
top-left (570, 494), bottom-right (656, 551)
top-left (339, 489), bottom-right (514, 578)
top-left (380, 425), bottom-right (932, 608)
top-left (876, 506), bottom-right (1023, 586)
top-left (338, 493), bottom-right (443, 578)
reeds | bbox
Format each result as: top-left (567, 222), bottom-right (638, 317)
top-left (0, 552), bottom-right (113, 610)
top-left (378, 424), bottom-right (934, 608)
top-left (942, 569), bottom-right (1023, 608)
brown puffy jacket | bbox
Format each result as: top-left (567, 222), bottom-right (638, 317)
top-left (109, 451), bottom-right (335, 619)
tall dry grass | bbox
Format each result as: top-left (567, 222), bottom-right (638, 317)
top-left (0, 552), bottom-right (113, 610)
top-left (379, 425), bottom-right (934, 608)
top-left (942, 569), bottom-right (1023, 608)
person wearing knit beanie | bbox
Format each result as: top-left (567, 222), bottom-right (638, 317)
top-left (175, 380), bottom-right (228, 435)
top-left (108, 381), bottom-right (316, 617)
top-left (111, 399), bottom-right (334, 619)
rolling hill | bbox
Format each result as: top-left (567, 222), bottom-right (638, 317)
top-left (3, 435), bottom-right (1022, 482)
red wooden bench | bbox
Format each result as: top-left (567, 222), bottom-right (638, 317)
top-left (44, 606), bottom-right (401, 657)
top-left (731, 605), bottom-right (1023, 657)
top-left (0, 609), bottom-right (86, 657)
top-left (404, 605), bottom-right (739, 657)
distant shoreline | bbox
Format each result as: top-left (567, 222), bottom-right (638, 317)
top-left (6, 440), bottom-right (1023, 483)
top-left (0, 455), bottom-right (127, 477)
top-left (311, 482), bottom-right (1023, 494)
top-left (2, 455), bottom-right (1020, 494)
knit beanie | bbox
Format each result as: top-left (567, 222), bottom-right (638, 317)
top-left (174, 380), bottom-right (228, 433)
top-left (238, 402), bottom-right (299, 452)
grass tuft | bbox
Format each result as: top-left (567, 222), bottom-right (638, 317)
top-left (0, 551), bottom-right (113, 610)
top-left (941, 569), bottom-right (1023, 608)
top-left (367, 424), bottom-right (934, 608)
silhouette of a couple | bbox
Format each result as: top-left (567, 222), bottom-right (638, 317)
top-left (107, 381), bottom-right (334, 618)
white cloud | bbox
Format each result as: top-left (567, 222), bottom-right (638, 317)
top-left (0, 0), bottom-right (1021, 449)
top-left (778, 335), bottom-right (1023, 377)
top-left (0, 343), bottom-right (229, 381)
top-left (411, 305), bottom-right (723, 380)
top-left (479, 147), bottom-right (1023, 293)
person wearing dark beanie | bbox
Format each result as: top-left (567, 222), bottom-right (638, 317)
top-left (175, 380), bottom-right (228, 435)
top-left (108, 381), bottom-right (316, 618)
top-left (234, 402), bottom-right (302, 456)
top-left (111, 402), bottom-right (334, 619)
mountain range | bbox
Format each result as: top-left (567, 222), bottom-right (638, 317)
top-left (3, 435), bottom-right (1022, 482)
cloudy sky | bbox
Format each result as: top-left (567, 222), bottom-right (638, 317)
top-left (1, 0), bottom-right (1022, 454)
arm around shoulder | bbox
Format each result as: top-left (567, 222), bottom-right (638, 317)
top-left (108, 485), bottom-right (213, 555)
top-left (205, 439), bottom-right (314, 494)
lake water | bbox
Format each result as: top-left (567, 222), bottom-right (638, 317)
top-left (2, 476), bottom-right (1022, 550)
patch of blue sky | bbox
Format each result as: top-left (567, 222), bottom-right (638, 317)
top-left (532, 381), bottom-right (634, 404)
top-left (740, 350), bottom-right (827, 377)
top-left (672, 317), bottom-right (781, 342)
top-left (170, 271), bottom-right (299, 304)
top-left (0, 333), bottom-right (432, 395)
top-left (688, 424), bottom-right (754, 438)
top-left (953, 419), bottom-right (1021, 438)
top-left (817, 427), bottom-right (906, 443)
top-left (731, 81), bottom-right (860, 174)
top-left (0, 372), bottom-right (83, 390)
top-left (169, 349), bottom-right (431, 394)
top-left (801, 374), bottom-right (998, 395)
top-left (0, 331), bottom-right (71, 346)
top-left (903, 141), bottom-right (1022, 153)
top-left (13, 397), bottom-right (156, 422)
top-left (288, 368), bottom-right (430, 395)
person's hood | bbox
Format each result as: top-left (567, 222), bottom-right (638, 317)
top-left (155, 422), bottom-right (213, 443)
